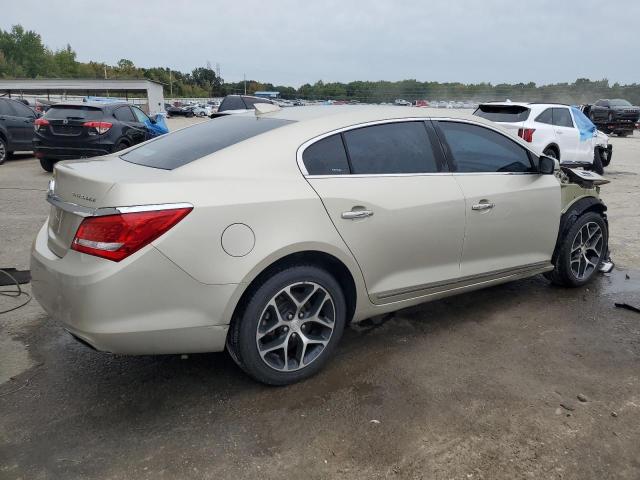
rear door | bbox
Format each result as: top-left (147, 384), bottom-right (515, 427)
top-left (434, 120), bottom-right (559, 278)
top-left (551, 107), bottom-right (579, 162)
top-left (113, 106), bottom-right (147, 145)
top-left (304, 120), bottom-right (466, 303)
top-left (0, 99), bottom-right (31, 149)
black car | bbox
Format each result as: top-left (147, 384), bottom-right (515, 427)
top-left (587, 99), bottom-right (640, 135)
top-left (166, 105), bottom-right (195, 117)
top-left (0, 97), bottom-right (38, 165)
top-left (210, 95), bottom-right (274, 118)
top-left (33, 101), bottom-right (154, 172)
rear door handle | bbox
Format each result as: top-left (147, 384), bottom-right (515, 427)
top-left (471, 202), bottom-right (495, 211)
top-left (341, 210), bottom-right (374, 219)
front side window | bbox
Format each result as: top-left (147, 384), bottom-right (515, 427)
top-left (243, 97), bottom-right (272, 109)
top-left (436, 121), bottom-right (534, 173)
top-left (131, 106), bottom-right (150, 123)
top-left (9, 100), bottom-right (34, 117)
top-left (343, 121), bottom-right (439, 174)
top-left (303, 134), bottom-right (350, 175)
top-left (552, 108), bottom-right (574, 128)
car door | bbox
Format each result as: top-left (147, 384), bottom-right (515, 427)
top-left (113, 105), bottom-right (147, 145)
top-left (303, 120), bottom-right (466, 304)
top-left (131, 106), bottom-right (152, 141)
top-left (433, 120), bottom-right (560, 278)
top-left (551, 107), bottom-right (579, 162)
top-left (0, 99), bottom-right (31, 149)
top-left (8, 100), bottom-right (37, 147)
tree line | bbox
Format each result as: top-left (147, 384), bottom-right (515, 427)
top-left (1, 24), bottom-right (639, 105)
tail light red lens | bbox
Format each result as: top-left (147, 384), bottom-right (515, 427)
top-left (71, 207), bottom-right (192, 262)
top-left (34, 117), bottom-right (50, 131)
top-left (83, 121), bottom-right (113, 135)
top-left (517, 128), bottom-right (535, 143)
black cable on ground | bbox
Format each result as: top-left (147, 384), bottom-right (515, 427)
top-left (0, 269), bottom-right (32, 314)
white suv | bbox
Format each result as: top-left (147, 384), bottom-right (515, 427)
top-left (474, 102), bottom-right (611, 174)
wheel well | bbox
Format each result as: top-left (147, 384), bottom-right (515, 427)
top-left (543, 144), bottom-right (560, 160)
top-left (230, 251), bottom-right (358, 327)
top-left (117, 138), bottom-right (130, 147)
top-left (552, 197), bottom-right (607, 263)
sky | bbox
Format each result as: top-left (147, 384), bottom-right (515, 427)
top-left (3, 0), bottom-right (639, 87)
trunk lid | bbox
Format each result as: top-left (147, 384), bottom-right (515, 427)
top-left (47, 157), bottom-right (172, 257)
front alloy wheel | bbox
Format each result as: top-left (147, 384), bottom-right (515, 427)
top-left (569, 222), bottom-right (604, 281)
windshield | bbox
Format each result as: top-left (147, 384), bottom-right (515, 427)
top-left (121, 115), bottom-right (294, 170)
top-left (610, 99), bottom-right (632, 107)
top-left (473, 105), bottom-right (530, 122)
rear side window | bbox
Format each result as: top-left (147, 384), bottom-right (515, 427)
top-left (218, 96), bottom-right (246, 112)
top-left (473, 105), bottom-right (530, 122)
top-left (113, 106), bottom-right (136, 122)
top-left (552, 108), bottom-right (574, 128)
top-left (121, 115), bottom-right (293, 170)
top-left (45, 106), bottom-right (103, 121)
top-left (343, 122), bottom-right (439, 174)
top-left (303, 134), bottom-right (350, 175)
top-left (535, 108), bottom-right (553, 124)
top-left (437, 121), bottom-right (534, 173)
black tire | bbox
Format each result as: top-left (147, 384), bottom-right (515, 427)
top-left (589, 148), bottom-right (604, 175)
top-left (0, 137), bottom-right (7, 165)
top-left (114, 141), bottom-right (129, 152)
top-left (545, 211), bottom-right (608, 287)
top-left (39, 157), bottom-right (55, 172)
top-left (543, 147), bottom-right (558, 159)
top-left (589, 112), bottom-right (596, 122)
top-left (601, 146), bottom-right (612, 167)
top-left (227, 265), bottom-right (347, 385)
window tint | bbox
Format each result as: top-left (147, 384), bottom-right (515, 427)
top-left (121, 115), bottom-right (293, 170)
top-left (437, 121), bottom-right (534, 173)
top-left (9, 100), bottom-right (34, 117)
top-left (113, 106), bottom-right (136, 122)
top-left (45, 106), bottom-right (103, 120)
top-left (0, 99), bottom-right (12, 116)
top-left (610, 99), bottom-right (632, 107)
top-left (595, 100), bottom-right (605, 107)
top-left (131, 106), bottom-right (150, 123)
top-left (535, 108), bottom-right (553, 124)
top-left (303, 134), bottom-right (350, 175)
top-left (243, 97), bottom-right (272, 108)
top-left (343, 122), bottom-right (439, 174)
top-left (553, 108), bottom-right (574, 128)
top-left (473, 105), bottom-right (530, 122)
top-left (218, 96), bottom-right (246, 112)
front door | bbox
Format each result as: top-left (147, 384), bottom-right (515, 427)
top-left (303, 121), bottom-right (466, 303)
top-left (434, 120), bottom-right (560, 278)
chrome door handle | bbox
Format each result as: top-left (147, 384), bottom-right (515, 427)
top-left (341, 210), bottom-right (374, 219)
top-left (471, 202), bottom-right (494, 211)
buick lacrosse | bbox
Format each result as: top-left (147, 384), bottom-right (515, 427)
top-left (31, 106), bottom-right (609, 385)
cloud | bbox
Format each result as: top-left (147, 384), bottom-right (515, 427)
top-left (3, 0), bottom-right (639, 86)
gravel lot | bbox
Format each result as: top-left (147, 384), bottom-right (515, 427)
top-left (1, 118), bottom-right (639, 480)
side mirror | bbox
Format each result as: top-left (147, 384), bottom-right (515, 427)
top-left (539, 155), bottom-right (558, 175)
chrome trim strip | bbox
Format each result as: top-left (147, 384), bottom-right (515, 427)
top-left (46, 192), bottom-right (193, 218)
top-left (296, 116), bottom-right (539, 178)
top-left (374, 261), bottom-right (553, 302)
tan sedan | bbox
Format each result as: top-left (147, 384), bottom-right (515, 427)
top-left (31, 106), bottom-right (609, 384)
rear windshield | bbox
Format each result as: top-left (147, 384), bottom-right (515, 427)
top-left (45, 105), bottom-right (103, 120)
top-left (473, 105), bottom-right (530, 122)
top-left (121, 115), bottom-right (294, 170)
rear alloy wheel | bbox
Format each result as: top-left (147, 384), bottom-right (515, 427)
top-left (228, 265), bottom-right (346, 385)
top-left (546, 212), bottom-right (607, 287)
top-left (39, 158), bottom-right (55, 172)
top-left (0, 137), bottom-right (6, 165)
top-left (114, 141), bottom-right (129, 152)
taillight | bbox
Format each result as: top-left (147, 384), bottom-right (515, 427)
top-left (71, 207), bottom-right (192, 262)
top-left (517, 128), bottom-right (535, 143)
top-left (34, 117), bottom-right (49, 131)
top-left (83, 121), bottom-right (113, 135)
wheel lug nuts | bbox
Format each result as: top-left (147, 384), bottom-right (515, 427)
top-left (298, 312), bottom-right (304, 319)
top-left (287, 313), bottom-right (294, 320)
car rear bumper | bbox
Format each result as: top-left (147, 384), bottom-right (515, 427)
top-left (33, 145), bottom-right (113, 160)
top-left (30, 222), bottom-right (236, 355)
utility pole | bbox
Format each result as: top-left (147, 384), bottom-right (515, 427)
top-left (169, 69), bottom-right (173, 97)
top-left (244, 73), bottom-right (246, 95)
top-left (104, 65), bottom-right (107, 79)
